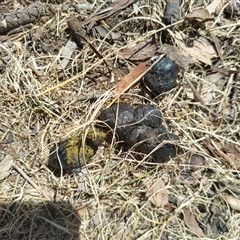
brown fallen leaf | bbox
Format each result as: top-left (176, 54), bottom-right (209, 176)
top-left (224, 142), bottom-right (240, 169)
top-left (175, 32), bottom-right (217, 65)
top-left (185, 8), bottom-right (213, 22)
top-left (118, 40), bottom-right (157, 61)
top-left (147, 178), bottom-right (168, 208)
top-left (158, 44), bottom-right (194, 70)
top-left (223, 194), bottom-right (240, 211)
top-left (211, 140), bottom-right (240, 170)
top-left (183, 209), bottom-right (204, 237)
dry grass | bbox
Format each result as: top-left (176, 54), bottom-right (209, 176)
top-left (0, 0), bottom-right (240, 239)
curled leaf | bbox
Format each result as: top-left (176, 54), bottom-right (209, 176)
top-left (147, 178), bottom-right (168, 208)
top-left (223, 194), bottom-right (240, 211)
top-left (183, 209), bottom-right (204, 237)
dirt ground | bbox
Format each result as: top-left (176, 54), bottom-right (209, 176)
top-left (0, 0), bottom-right (240, 239)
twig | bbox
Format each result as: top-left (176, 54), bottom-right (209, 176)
top-left (108, 62), bottom-right (147, 107)
top-left (211, 140), bottom-right (239, 169)
top-left (183, 73), bottom-right (205, 105)
top-left (27, 63), bottom-right (47, 82)
top-left (210, 31), bottom-right (223, 62)
top-left (67, 16), bottom-right (109, 68)
top-left (0, 2), bottom-right (46, 34)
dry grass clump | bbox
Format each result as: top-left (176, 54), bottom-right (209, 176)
top-left (0, 0), bottom-right (240, 239)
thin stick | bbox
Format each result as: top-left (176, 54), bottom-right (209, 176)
top-left (27, 63), bottom-right (47, 82)
top-left (184, 73), bottom-right (205, 105)
top-left (211, 140), bottom-right (239, 169)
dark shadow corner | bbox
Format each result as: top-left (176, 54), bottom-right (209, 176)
top-left (0, 200), bottom-right (81, 240)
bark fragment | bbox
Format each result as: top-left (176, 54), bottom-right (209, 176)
top-left (164, 0), bottom-right (182, 25)
top-left (0, 2), bottom-right (46, 35)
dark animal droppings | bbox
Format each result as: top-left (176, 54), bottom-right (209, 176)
top-left (98, 103), bottom-right (134, 137)
top-left (133, 105), bottom-right (163, 127)
top-left (48, 138), bottom-right (84, 172)
top-left (98, 103), bottom-right (178, 163)
top-left (48, 130), bottom-right (106, 173)
top-left (143, 57), bottom-right (178, 96)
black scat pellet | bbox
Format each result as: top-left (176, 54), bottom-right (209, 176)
top-left (136, 129), bottom-right (178, 162)
top-left (122, 126), bottom-right (140, 146)
top-left (48, 138), bottom-right (85, 172)
top-left (151, 143), bottom-right (177, 162)
top-left (144, 57), bottom-right (178, 96)
top-left (152, 132), bottom-right (179, 162)
top-left (86, 132), bottom-right (106, 151)
top-left (48, 130), bottom-right (106, 174)
top-left (135, 128), bottom-right (159, 154)
top-left (133, 105), bottom-right (162, 127)
top-left (164, 0), bottom-right (182, 25)
top-left (123, 125), bottom-right (178, 162)
top-left (123, 125), bottom-right (157, 150)
top-left (98, 103), bottom-right (134, 136)
top-left (48, 141), bottom-right (70, 170)
top-left (157, 131), bottom-right (179, 142)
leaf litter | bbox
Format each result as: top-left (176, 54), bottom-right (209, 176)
top-left (175, 32), bottom-right (217, 65)
top-left (183, 209), bottom-right (205, 237)
top-left (0, 0), bottom-right (240, 239)
top-left (145, 178), bottom-right (169, 208)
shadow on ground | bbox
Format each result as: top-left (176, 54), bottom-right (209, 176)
top-left (0, 200), bottom-right (81, 239)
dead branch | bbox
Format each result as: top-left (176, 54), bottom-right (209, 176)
top-left (0, 2), bottom-right (46, 35)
